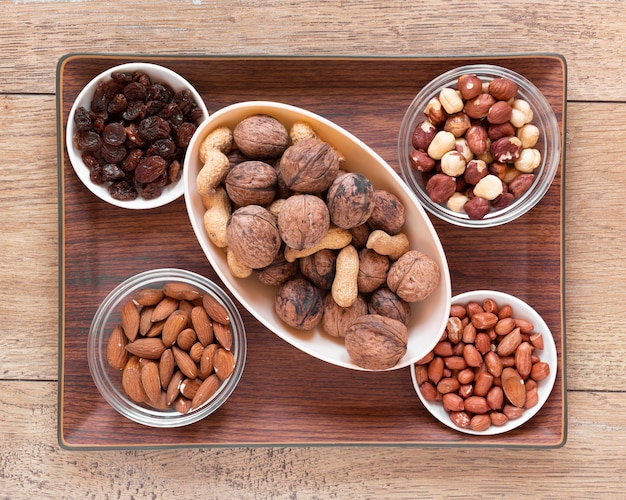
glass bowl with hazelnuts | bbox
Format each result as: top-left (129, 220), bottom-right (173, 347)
top-left (398, 65), bottom-right (560, 227)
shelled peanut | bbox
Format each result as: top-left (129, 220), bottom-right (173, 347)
top-left (106, 282), bottom-right (235, 413)
top-left (409, 73), bottom-right (542, 219)
top-left (415, 298), bottom-right (551, 432)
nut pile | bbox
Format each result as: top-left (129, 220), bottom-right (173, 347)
top-left (195, 113), bottom-right (441, 370)
top-left (72, 69), bottom-right (205, 201)
top-left (415, 298), bottom-right (551, 432)
top-left (409, 73), bottom-right (542, 219)
top-left (106, 282), bottom-right (236, 414)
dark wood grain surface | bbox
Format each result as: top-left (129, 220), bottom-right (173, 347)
top-left (57, 54), bottom-right (565, 448)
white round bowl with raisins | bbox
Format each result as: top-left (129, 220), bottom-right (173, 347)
top-left (66, 62), bottom-right (209, 209)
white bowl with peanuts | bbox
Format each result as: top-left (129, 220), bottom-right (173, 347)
top-left (412, 290), bottom-right (557, 435)
top-left (183, 101), bottom-right (451, 371)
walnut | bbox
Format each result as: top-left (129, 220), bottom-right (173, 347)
top-left (225, 160), bottom-right (277, 206)
top-left (233, 114), bottom-right (289, 160)
top-left (357, 248), bottom-right (389, 293)
top-left (226, 205), bottom-right (281, 269)
top-left (368, 287), bottom-right (411, 326)
top-left (386, 250), bottom-right (440, 302)
top-left (253, 249), bottom-right (299, 287)
top-left (321, 293), bottom-right (367, 338)
top-left (348, 223), bottom-right (371, 249)
top-left (367, 190), bottom-right (406, 235)
top-left (279, 137), bottom-right (340, 193)
top-left (274, 278), bottom-right (323, 330)
top-left (227, 148), bottom-right (251, 169)
top-left (344, 314), bottom-right (408, 370)
top-left (326, 172), bottom-right (375, 229)
top-left (299, 248), bottom-right (337, 290)
top-left (277, 194), bottom-right (330, 250)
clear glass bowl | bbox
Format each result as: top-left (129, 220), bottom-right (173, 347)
top-left (398, 64), bottom-right (561, 228)
top-left (87, 268), bottom-right (246, 427)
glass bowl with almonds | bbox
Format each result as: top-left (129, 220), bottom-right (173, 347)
top-left (87, 268), bottom-right (246, 427)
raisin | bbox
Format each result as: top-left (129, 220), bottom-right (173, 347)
top-left (159, 102), bottom-right (184, 127)
top-left (73, 130), bottom-right (102, 152)
top-left (174, 88), bottom-right (195, 114)
top-left (122, 100), bottom-right (146, 122)
top-left (141, 182), bottom-right (164, 200)
top-left (175, 122), bottom-right (197, 148)
top-left (73, 106), bottom-right (92, 131)
top-left (109, 180), bottom-right (138, 201)
top-left (148, 83), bottom-right (173, 104)
top-left (111, 71), bottom-right (134, 83)
top-left (102, 122), bottom-right (126, 146)
top-left (81, 151), bottom-right (100, 170)
top-left (107, 93), bottom-right (128, 115)
top-left (121, 148), bottom-right (142, 172)
top-left (168, 160), bottom-right (182, 184)
top-left (100, 142), bottom-right (127, 164)
top-left (90, 81), bottom-right (108, 113)
top-left (89, 163), bottom-right (105, 185)
top-left (123, 81), bottom-right (147, 101)
top-left (124, 123), bottom-right (146, 147)
top-left (101, 163), bottom-right (126, 182)
top-left (138, 116), bottom-right (170, 141)
top-left (147, 138), bottom-right (177, 159)
top-left (135, 156), bottom-right (166, 183)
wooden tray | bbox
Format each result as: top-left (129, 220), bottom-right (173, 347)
top-left (57, 54), bottom-right (567, 449)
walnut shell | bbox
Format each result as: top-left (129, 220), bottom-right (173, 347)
top-left (367, 190), bottom-right (406, 235)
top-left (357, 248), bottom-right (390, 293)
top-left (326, 172), bottom-right (375, 229)
top-left (279, 137), bottom-right (340, 193)
top-left (233, 114), bottom-right (289, 160)
top-left (226, 205), bottom-right (281, 269)
top-left (368, 287), bottom-right (411, 326)
top-left (386, 250), bottom-right (440, 302)
top-left (253, 249), bottom-right (299, 287)
top-left (321, 293), bottom-right (367, 338)
top-left (299, 248), bottom-right (337, 290)
top-left (225, 160), bottom-right (277, 206)
top-left (344, 314), bottom-right (408, 370)
top-left (274, 278), bottom-right (323, 330)
top-left (277, 194), bottom-right (330, 250)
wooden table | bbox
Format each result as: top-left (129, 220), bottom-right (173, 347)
top-left (2, 1), bottom-right (624, 497)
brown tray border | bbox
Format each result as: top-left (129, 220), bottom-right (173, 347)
top-left (57, 53), bottom-right (567, 449)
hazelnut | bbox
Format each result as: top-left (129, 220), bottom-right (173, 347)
top-left (426, 173), bottom-right (456, 204)
top-left (299, 248), bottom-right (337, 290)
top-left (510, 99), bottom-right (534, 128)
top-left (509, 173), bottom-right (535, 198)
top-left (444, 112), bottom-right (471, 138)
top-left (253, 250), bottom-right (299, 287)
top-left (357, 248), bottom-right (390, 293)
top-left (463, 159), bottom-right (488, 185)
top-left (368, 287), bottom-right (411, 325)
top-left (488, 77), bottom-right (519, 101)
top-left (491, 191), bottom-right (515, 210)
top-left (446, 192), bottom-right (470, 213)
top-left (386, 250), bottom-right (440, 303)
top-left (412, 120), bottom-right (437, 151)
top-left (457, 74), bottom-right (483, 100)
top-left (487, 100), bottom-right (513, 125)
top-left (277, 194), bottom-right (330, 250)
top-left (274, 278), bottom-right (323, 330)
top-left (409, 149), bottom-right (436, 172)
top-left (464, 93), bottom-right (495, 119)
top-left (344, 314), bottom-right (408, 370)
top-left (427, 130), bottom-right (456, 160)
top-left (454, 137), bottom-right (474, 163)
top-left (488, 122), bottom-right (515, 142)
top-left (490, 136), bottom-right (523, 163)
top-left (321, 293), bottom-right (368, 338)
top-left (224, 160), bottom-right (277, 206)
top-left (424, 97), bottom-right (447, 126)
top-left (440, 150), bottom-right (467, 177)
top-left (514, 148), bottom-right (542, 173)
top-left (226, 205), bottom-right (281, 269)
top-left (464, 196), bottom-right (490, 220)
top-left (473, 174), bottom-right (504, 201)
top-left (233, 114), bottom-right (289, 159)
top-left (367, 190), bottom-right (406, 235)
top-left (516, 124), bottom-right (540, 148)
top-left (279, 137), bottom-right (340, 193)
top-left (326, 172), bottom-right (375, 229)
top-left (439, 87), bottom-right (464, 114)
top-left (465, 125), bottom-right (488, 155)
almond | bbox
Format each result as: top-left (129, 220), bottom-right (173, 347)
top-left (190, 374), bottom-right (221, 410)
top-left (159, 349), bottom-right (175, 390)
top-left (189, 342), bottom-right (204, 363)
top-left (176, 328), bottom-right (197, 351)
top-left (173, 395), bottom-right (192, 414)
top-left (213, 347), bottom-right (235, 381)
top-left (162, 282), bottom-right (203, 302)
top-left (106, 324), bottom-right (128, 370)
top-left (191, 306), bottom-right (214, 346)
top-left (125, 337), bottom-right (166, 360)
top-left (140, 361), bottom-right (162, 404)
top-left (179, 377), bottom-right (202, 399)
top-left (213, 321), bottom-right (233, 350)
top-left (172, 346), bottom-right (198, 379)
top-left (199, 344), bottom-right (218, 379)
top-left (202, 294), bottom-right (230, 325)
top-left (501, 367), bottom-right (526, 408)
top-left (121, 301), bottom-right (140, 342)
top-left (132, 288), bottom-right (164, 306)
top-left (151, 296), bottom-right (180, 323)
top-left (122, 356), bottom-right (147, 403)
top-left (139, 305), bottom-right (155, 335)
top-left (161, 310), bottom-right (188, 347)
top-left (166, 370), bottom-right (184, 405)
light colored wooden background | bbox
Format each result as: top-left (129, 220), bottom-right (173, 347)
top-left (1, 0), bottom-right (625, 498)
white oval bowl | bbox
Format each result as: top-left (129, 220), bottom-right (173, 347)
top-left (66, 62), bottom-right (209, 209)
top-left (411, 290), bottom-right (557, 434)
top-left (183, 101), bottom-right (451, 371)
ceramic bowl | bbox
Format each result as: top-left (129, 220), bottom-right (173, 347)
top-left (66, 62), bottom-right (209, 209)
top-left (183, 101), bottom-right (451, 371)
top-left (87, 268), bottom-right (246, 427)
top-left (398, 64), bottom-right (560, 227)
top-left (411, 290), bottom-right (557, 435)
